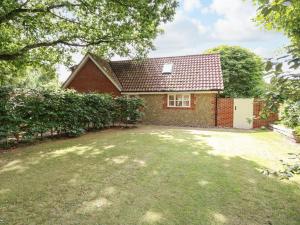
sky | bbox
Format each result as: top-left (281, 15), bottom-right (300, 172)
top-left (58, 0), bottom-right (289, 82)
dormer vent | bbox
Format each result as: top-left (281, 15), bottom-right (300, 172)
top-left (162, 63), bottom-right (173, 74)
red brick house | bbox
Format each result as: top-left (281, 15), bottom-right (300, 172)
top-left (63, 53), bottom-right (223, 127)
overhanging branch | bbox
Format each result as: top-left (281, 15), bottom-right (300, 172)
top-left (0, 37), bottom-right (121, 61)
top-left (0, 2), bottom-right (81, 23)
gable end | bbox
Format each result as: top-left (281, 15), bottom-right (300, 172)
top-left (63, 55), bottom-right (121, 96)
top-left (63, 54), bottom-right (122, 92)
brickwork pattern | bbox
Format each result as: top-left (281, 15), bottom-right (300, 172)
top-left (217, 98), bottom-right (234, 128)
top-left (217, 98), bottom-right (278, 128)
top-left (253, 100), bottom-right (278, 128)
top-left (67, 58), bottom-right (121, 96)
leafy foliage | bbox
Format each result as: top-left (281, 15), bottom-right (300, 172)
top-left (250, 1), bottom-right (299, 130)
top-left (253, 0), bottom-right (300, 71)
top-left (16, 66), bottom-right (60, 89)
top-left (261, 74), bottom-right (300, 128)
top-left (114, 96), bottom-right (144, 126)
top-left (294, 126), bottom-right (300, 136)
top-left (0, 87), bottom-right (144, 148)
top-left (0, 0), bottom-right (177, 84)
top-left (281, 101), bottom-right (300, 128)
top-left (205, 45), bottom-right (265, 98)
top-left (262, 153), bottom-right (300, 180)
top-left (251, 1), bottom-right (300, 128)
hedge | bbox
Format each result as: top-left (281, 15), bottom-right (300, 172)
top-left (0, 87), bottom-right (144, 148)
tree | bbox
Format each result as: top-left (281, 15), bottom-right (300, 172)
top-left (251, 0), bottom-right (300, 128)
top-left (261, 74), bottom-right (300, 127)
top-left (253, 0), bottom-right (300, 71)
top-left (205, 45), bottom-right (265, 98)
top-left (0, 0), bottom-right (177, 84)
top-left (17, 66), bottom-right (60, 89)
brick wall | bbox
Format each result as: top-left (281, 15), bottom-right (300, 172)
top-left (253, 100), bottom-right (278, 128)
top-left (64, 59), bottom-right (278, 129)
top-left (141, 93), bottom-right (217, 127)
top-left (216, 98), bottom-right (278, 128)
top-left (66, 58), bottom-right (121, 96)
top-left (217, 98), bottom-right (234, 128)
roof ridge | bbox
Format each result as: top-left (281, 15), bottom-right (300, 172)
top-left (87, 53), bottom-right (123, 90)
top-left (110, 53), bottom-right (220, 63)
top-left (110, 53), bottom-right (223, 92)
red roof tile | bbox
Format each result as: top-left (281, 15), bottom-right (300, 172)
top-left (109, 54), bottom-right (223, 92)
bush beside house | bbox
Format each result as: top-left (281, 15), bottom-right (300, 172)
top-left (205, 45), bottom-right (265, 98)
top-left (261, 74), bottom-right (300, 142)
top-left (0, 87), bottom-right (144, 148)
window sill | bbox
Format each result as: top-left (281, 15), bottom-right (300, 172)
top-left (166, 106), bottom-right (193, 110)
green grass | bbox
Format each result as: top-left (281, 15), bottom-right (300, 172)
top-left (0, 126), bottom-right (300, 225)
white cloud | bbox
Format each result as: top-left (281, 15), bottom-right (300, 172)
top-left (58, 52), bottom-right (83, 82)
top-left (252, 47), bottom-right (270, 58)
top-left (252, 47), bottom-right (282, 59)
top-left (150, 0), bottom-right (285, 58)
top-left (182, 0), bottom-right (202, 12)
top-left (57, 65), bottom-right (69, 82)
top-left (151, 12), bottom-right (208, 57)
top-left (208, 0), bottom-right (276, 41)
top-left (57, 0), bottom-right (289, 80)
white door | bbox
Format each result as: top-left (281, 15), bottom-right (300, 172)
top-left (233, 98), bottom-right (254, 129)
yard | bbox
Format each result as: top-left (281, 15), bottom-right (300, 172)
top-left (0, 126), bottom-right (300, 225)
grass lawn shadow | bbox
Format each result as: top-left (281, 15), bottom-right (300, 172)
top-left (0, 126), bottom-right (299, 225)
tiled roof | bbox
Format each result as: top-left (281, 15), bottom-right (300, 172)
top-left (109, 54), bottom-right (223, 92)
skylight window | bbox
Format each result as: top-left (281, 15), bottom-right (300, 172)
top-left (162, 63), bottom-right (173, 74)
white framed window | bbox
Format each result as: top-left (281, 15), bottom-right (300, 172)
top-left (167, 94), bottom-right (191, 108)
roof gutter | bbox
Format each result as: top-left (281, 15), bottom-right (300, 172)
top-left (122, 90), bottom-right (221, 95)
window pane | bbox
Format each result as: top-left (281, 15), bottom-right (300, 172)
top-left (176, 95), bottom-right (183, 101)
top-left (169, 100), bottom-right (175, 106)
top-left (183, 101), bottom-right (190, 106)
top-left (183, 95), bottom-right (190, 101)
top-left (176, 101), bottom-right (182, 106)
top-left (168, 94), bottom-right (191, 107)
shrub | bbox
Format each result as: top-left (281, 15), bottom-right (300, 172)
top-left (81, 93), bottom-right (115, 129)
top-left (295, 126), bottom-right (300, 136)
top-left (0, 87), bottom-right (144, 148)
top-left (281, 101), bottom-right (300, 128)
top-left (261, 75), bottom-right (300, 128)
top-left (114, 96), bottom-right (144, 126)
top-left (262, 153), bottom-right (300, 180)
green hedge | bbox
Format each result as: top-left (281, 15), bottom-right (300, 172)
top-left (0, 87), bottom-right (144, 147)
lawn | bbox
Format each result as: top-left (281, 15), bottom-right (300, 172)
top-left (0, 126), bottom-right (300, 225)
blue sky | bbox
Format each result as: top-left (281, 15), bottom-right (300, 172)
top-left (59, 0), bottom-right (289, 82)
top-left (150, 0), bottom-right (288, 57)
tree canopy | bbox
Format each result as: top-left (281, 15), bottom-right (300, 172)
top-left (205, 45), bottom-right (265, 98)
top-left (253, 0), bottom-right (300, 70)
top-left (0, 0), bottom-right (177, 84)
top-left (252, 0), bottom-right (299, 129)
